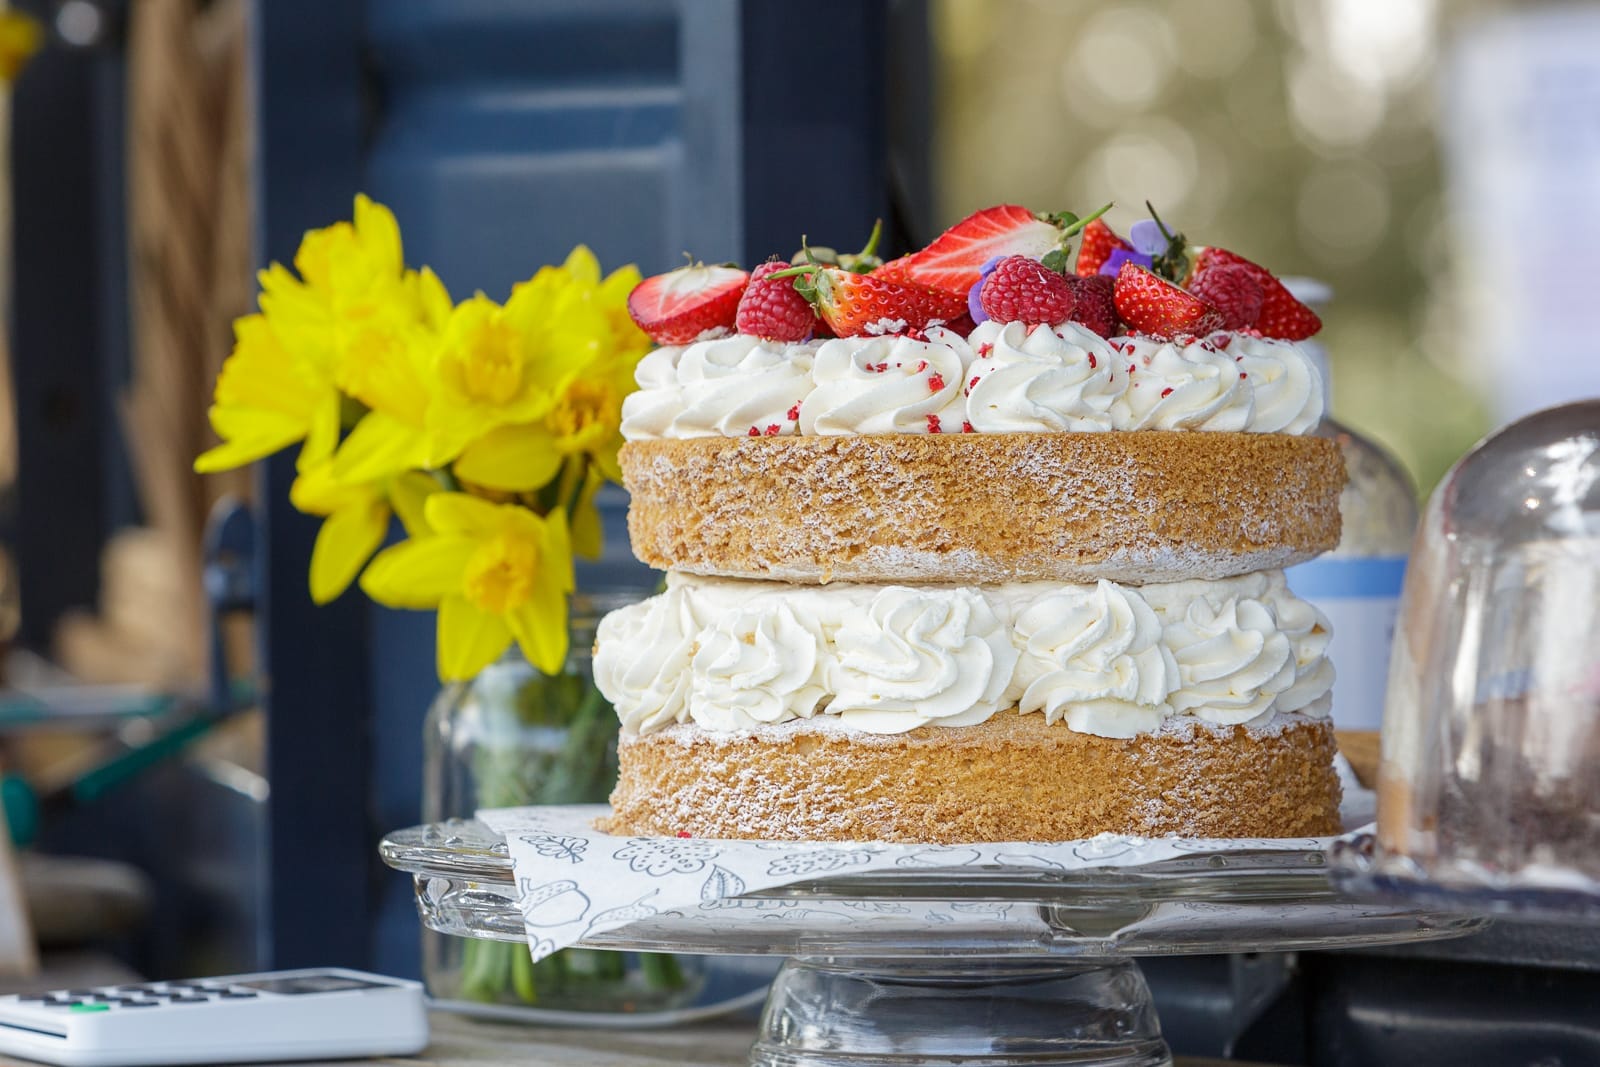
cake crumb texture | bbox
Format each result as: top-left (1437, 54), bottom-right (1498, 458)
top-left (620, 431), bottom-right (1344, 585)
top-left (602, 712), bottom-right (1343, 843)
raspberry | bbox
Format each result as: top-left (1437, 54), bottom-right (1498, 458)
top-left (1066, 274), bottom-right (1118, 338)
top-left (977, 256), bottom-right (1077, 327)
top-left (1187, 263), bottom-right (1263, 331)
top-left (735, 261), bottom-right (817, 341)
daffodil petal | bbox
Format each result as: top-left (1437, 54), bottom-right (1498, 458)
top-left (416, 266), bottom-right (453, 332)
top-left (333, 411), bottom-right (431, 483)
top-left (360, 534), bottom-right (477, 609)
top-left (310, 498), bottom-right (390, 604)
top-left (508, 591), bottom-right (568, 675)
top-left (354, 194), bottom-right (404, 276)
top-left (194, 433), bottom-right (296, 474)
top-left (562, 244), bottom-right (600, 285)
top-left (452, 425), bottom-right (563, 492)
top-left (389, 471), bottom-right (441, 538)
top-left (424, 492), bottom-right (508, 537)
top-left (438, 595), bottom-right (513, 681)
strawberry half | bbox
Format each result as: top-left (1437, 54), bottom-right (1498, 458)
top-left (627, 263), bottom-right (749, 345)
top-left (788, 265), bottom-right (968, 337)
top-left (875, 205), bottom-right (1081, 297)
top-left (1193, 247), bottom-right (1321, 340)
top-left (1076, 219), bottom-right (1133, 277)
top-left (1113, 262), bottom-right (1223, 339)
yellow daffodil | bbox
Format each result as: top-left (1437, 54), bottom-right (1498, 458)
top-left (360, 494), bottom-right (574, 680)
top-left (0, 12), bottom-right (41, 84)
top-left (450, 248), bottom-right (650, 492)
top-left (198, 195), bottom-right (425, 476)
top-left (196, 314), bottom-right (341, 473)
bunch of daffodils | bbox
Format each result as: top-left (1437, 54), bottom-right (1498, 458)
top-left (196, 196), bottom-right (651, 681)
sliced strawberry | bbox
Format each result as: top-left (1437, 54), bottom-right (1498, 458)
top-left (736, 261), bottom-right (817, 341)
top-left (1187, 263), bottom-right (1263, 331)
top-left (1076, 219), bottom-right (1133, 277)
top-left (875, 205), bottom-right (1068, 297)
top-left (627, 263), bottom-right (749, 345)
top-left (1113, 262), bottom-right (1223, 339)
top-left (792, 266), bottom-right (968, 337)
top-left (1193, 247), bottom-right (1321, 340)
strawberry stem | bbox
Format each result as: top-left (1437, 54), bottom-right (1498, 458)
top-left (1054, 202), bottom-right (1114, 239)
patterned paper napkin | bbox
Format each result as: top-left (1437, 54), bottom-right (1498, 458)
top-left (477, 803), bottom-right (1366, 961)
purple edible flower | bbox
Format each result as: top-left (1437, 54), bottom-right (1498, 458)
top-left (968, 255), bottom-right (1006, 324)
top-left (1129, 219), bottom-right (1167, 256)
top-left (1098, 246), bottom-right (1152, 277)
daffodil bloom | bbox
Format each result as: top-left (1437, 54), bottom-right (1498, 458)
top-left (450, 248), bottom-right (650, 491)
top-left (195, 314), bottom-right (341, 473)
top-left (360, 494), bottom-right (574, 680)
top-left (198, 195), bottom-right (422, 476)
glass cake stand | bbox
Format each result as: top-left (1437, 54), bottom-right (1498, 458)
top-left (381, 819), bottom-right (1486, 1067)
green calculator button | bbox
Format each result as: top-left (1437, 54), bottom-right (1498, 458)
top-left (69, 1004), bottom-right (110, 1013)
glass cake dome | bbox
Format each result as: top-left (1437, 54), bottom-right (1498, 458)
top-left (1351, 400), bottom-right (1600, 917)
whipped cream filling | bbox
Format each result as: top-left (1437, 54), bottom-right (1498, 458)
top-left (621, 327), bottom-right (1323, 441)
top-left (594, 571), bottom-right (1334, 739)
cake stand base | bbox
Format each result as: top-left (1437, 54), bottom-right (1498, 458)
top-left (751, 957), bottom-right (1170, 1067)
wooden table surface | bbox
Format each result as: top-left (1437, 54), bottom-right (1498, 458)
top-left (0, 1008), bottom-right (1275, 1066)
top-left (248, 1011), bottom-right (1273, 1066)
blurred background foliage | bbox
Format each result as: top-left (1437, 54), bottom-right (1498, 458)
top-left (933, 0), bottom-right (1501, 495)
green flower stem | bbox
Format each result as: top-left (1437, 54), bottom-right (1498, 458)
top-left (511, 943), bottom-right (537, 1005)
top-left (638, 952), bottom-right (685, 990)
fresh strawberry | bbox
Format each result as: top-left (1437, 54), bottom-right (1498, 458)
top-left (1113, 262), bottom-right (1223, 338)
top-left (1076, 218), bottom-right (1133, 277)
top-left (627, 263), bottom-right (749, 345)
top-left (877, 205), bottom-right (1097, 297)
top-left (978, 256), bottom-right (1077, 327)
top-left (786, 265), bottom-right (968, 337)
top-left (1193, 247), bottom-right (1321, 340)
top-left (1066, 274), bottom-right (1118, 337)
top-left (1187, 263), bottom-right (1263, 331)
top-left (736, 260), bottom-right (817, 341)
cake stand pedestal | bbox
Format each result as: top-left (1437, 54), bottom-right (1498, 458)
top-left (381, 821), bottom-right (1485, 1067)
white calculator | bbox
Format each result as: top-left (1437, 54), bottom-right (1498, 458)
top-left (0, 968), bottom-right (428, 1066)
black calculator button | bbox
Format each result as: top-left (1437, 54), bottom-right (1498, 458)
top-left (13, 994), bottom-right (52, 1002)
top-left (121, 1000), bottom-right (159, 1008)
top-left (219, 990), bottom-right (257, 999)
top-left (169, 995), bottom-right (210, 1004)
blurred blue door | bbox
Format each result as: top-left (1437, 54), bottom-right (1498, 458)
top-left (252, 0), bottom-right (899, 973)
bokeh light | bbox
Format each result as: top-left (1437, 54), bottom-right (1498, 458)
top-left (933, 0), bottom-right (1495, 495)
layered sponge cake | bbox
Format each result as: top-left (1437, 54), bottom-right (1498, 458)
top-left (595, 206), bottom-right (1345, 842)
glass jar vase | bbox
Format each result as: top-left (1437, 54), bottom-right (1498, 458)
top-left (420, 592), bottom-right (701, 1016)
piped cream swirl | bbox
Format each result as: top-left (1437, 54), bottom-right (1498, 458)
top-left (619, 335), bottom-right (817, 440)
top-left (594, 572), bottom-right (1334, 738)
top-left (620, 328), bottom-right (1325, 441)
top-left (800, 329), bottom-right (970, 435)
top-left (964, 321), bottom-right (1123, 432)
top-left (1108, 335), bottom-right (1253, 431)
